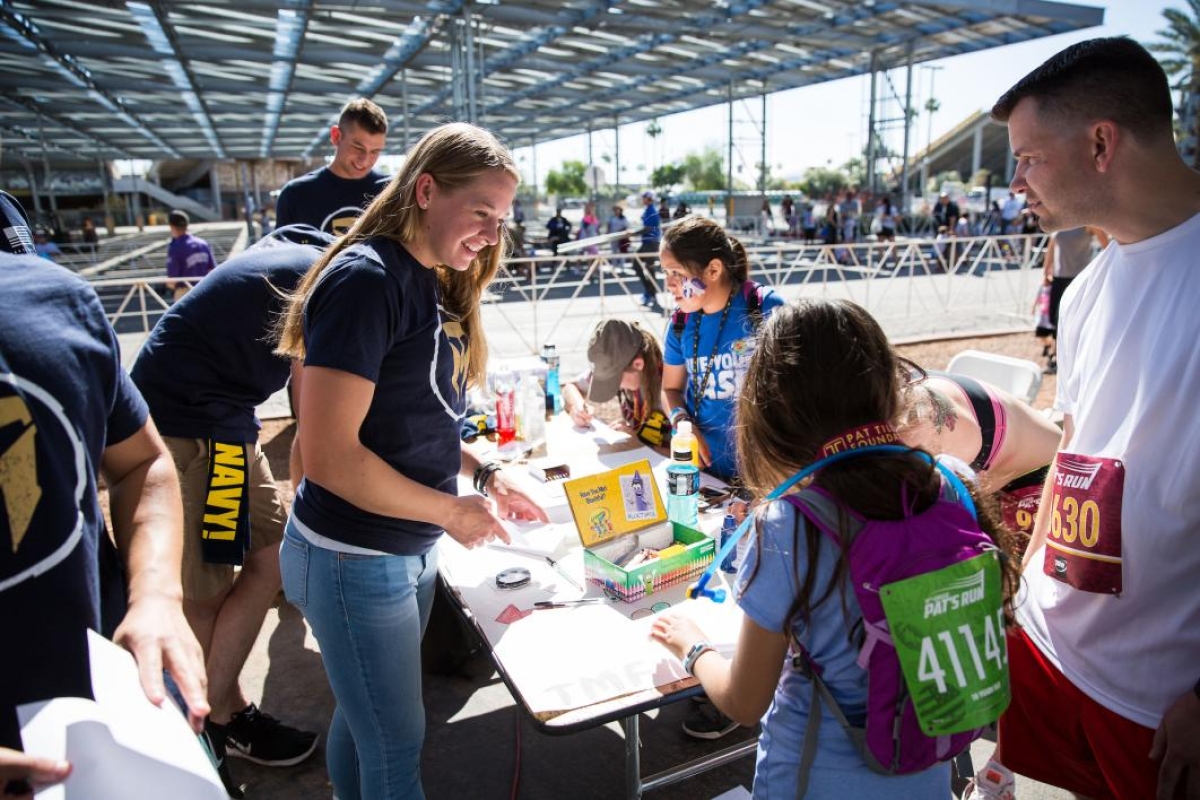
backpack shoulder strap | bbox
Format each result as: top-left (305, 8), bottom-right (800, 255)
top-left (671, 308), bottom-right (688, 342)
top-left (742, 280), bottom-right (766, 332)
top-left (783, 487), bottom-right (863, 549)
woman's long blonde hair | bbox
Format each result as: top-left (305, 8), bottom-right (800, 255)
top-left (275, 122), bottom-right (519, 389)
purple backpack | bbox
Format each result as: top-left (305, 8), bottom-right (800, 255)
top-left (783, 478), bottom-right (1008, 793)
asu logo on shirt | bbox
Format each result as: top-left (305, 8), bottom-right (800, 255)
top-left (431, 305), bottom-right (470, 420)
top-left (0, 372), bottom-right (87, 592)
top-left (321, 207), bottom-right (367, 236)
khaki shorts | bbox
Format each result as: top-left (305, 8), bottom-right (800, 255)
top-left (164, 436), bottom-right (286, 601)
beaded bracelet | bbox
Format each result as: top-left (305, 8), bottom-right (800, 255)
top-left (670, 406), bottom-right (691, 426)
top-left (473, 460), bottom-right (503, 497)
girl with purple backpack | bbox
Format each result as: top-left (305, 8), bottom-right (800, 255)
top-left (651, 299), bottom-right (1020, 798)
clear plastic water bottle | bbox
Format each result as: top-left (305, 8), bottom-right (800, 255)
top-left (719, 513), bottom-right (738, 573)
top-left (494, 366), bottom-right (516, 445)
top-left (520, 373), bottom-right (546, 452)
top-left (545, 345), bottom-right (562, 414)
top-left (666, 463), bottom-right (700, 529)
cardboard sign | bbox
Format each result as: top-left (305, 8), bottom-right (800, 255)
top-left (563, 458), bottom-right (666, 547)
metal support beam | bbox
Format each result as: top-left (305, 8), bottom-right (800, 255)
top-left (726, 81), bottom-right (734, 218)
top-left (401, 69), bottom-right (411, 153)
top-left (866, 51), bottom-right (878, 195)
top-left (614, 115), bottom-right (621, 196)
top-left (900, 41), bottom-right (915, 213)
top-left (759, 90), bottom-right (768, 197)
top-left (128, 2), bottom-right (226, 157)
top-left (260, 4), bottom-right (311, 157)
top-left (0, 4), bottom-right (179, 156)
top-left (0, 94), bottom-right (130, 159)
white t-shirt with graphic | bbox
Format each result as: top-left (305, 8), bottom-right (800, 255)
top-left (1018, 211), bottom-right (1200, 728)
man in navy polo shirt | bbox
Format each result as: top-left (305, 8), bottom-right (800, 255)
top-left (275, 98), bottom-right (390, 236)
top-left (132, 225), bottom-right (332, 796)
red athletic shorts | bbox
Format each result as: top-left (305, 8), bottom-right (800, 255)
top-left (998, 628), bottom-right (1158, 800)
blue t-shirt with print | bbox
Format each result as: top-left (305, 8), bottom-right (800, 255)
top-left (641, 202), bottom-right (661, 247)
top-left (0, 254), bottom-right (148, 748)
top-left (292, 238), bottom-right (468, 555)
top-left (275, 167), bottom-right (391, 235)
top-left (736, 500), bottom-right (950, 799)
top-left (663, 284), bottom-right (784, 482)
top-left (132, 231), bottom-right (333, 441)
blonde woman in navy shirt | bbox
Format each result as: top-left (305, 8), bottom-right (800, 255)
top-left (275, 123), bottom-right (547, 800)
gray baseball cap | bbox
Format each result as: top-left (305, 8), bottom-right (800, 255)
top-left (587, 319), bottom-right (644, 402)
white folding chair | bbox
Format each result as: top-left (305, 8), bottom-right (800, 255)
top-left (945, 349), bottom-right (1043, 405)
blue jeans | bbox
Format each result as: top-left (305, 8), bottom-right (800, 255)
top-left (280, 520), bottom-right (438, 800)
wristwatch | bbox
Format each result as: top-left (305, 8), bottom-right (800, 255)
top-left (682, 641), bottom-right (714, 676)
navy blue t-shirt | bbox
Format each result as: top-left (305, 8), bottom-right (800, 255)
top-left (293, 238), bottom-right (468, 555)
top-left (131, 232), bottom-right (332, 441)
top-left (0, 190), bottom-right (34, 255)
top-left (275, 167), bottom-right (391, 235)
top-left (0, 254), bottom-right (148, 748)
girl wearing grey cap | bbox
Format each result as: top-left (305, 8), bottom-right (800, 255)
top-left (562, 319), bottom-right (668, 445)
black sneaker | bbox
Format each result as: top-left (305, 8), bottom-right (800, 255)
top-left (682, 700), bottom-right (739, 740)
top-left (202, 725), bottom-right (246, 799)
top-left (219, 703), bottom-right (318, 767)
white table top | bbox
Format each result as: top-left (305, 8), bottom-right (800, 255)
top-left (439, 416), bottom-right (745, 727)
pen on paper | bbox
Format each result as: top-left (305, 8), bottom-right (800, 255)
top-left (533, 598), bottom-right (611, 609)
top-left (545, 556), bottom-right (584, 592)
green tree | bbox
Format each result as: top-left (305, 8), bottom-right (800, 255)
top-left (681, 147), bottom-right (725, 190)
top-left (1148, 0), bottom-right (1200, 168)
top-left (649, 163), bottom-right (686, 190)
top-left (800, 166), bottom-right (850, 199)
top-left (841, 156), bottom-right (866, 189)
top-left (545, 160), bottom-right (587, 197)
top-left (970, 168), bottom-right (992, 188)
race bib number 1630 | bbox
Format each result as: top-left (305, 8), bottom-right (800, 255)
top-left (1043, 453), bottom-right (1124, 595)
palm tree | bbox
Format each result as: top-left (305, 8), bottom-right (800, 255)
top-left (1148, 0), bottom-right (1200, 169)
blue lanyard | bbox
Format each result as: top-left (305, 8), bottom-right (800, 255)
top-left (686, 445), bottom-right (977, 603)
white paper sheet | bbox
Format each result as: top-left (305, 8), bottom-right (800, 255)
top-left (18, 630), bottom-right (225, 800)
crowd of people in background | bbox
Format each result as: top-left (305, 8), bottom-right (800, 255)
top-left (3, 34), bottom-right (1197, 800)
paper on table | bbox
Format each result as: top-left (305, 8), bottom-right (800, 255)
top-left (488, 519), bottom-right (569, 558)
top-left (492, 588), bottom-right (744, 715)
top-left (18, 630), bottom-right (225, 800)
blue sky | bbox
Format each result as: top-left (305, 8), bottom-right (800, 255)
top-left (511, 0), bottom-right (1175, 189)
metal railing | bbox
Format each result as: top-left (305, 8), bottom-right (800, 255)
top-left (96, 233), bottom-right (1047, 373)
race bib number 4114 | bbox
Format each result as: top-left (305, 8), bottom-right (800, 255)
top-left (880, 552), bottom-right (1009, 736)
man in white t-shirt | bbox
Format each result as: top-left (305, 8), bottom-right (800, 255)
top-left (972, 37), bottom-right (1200, 800)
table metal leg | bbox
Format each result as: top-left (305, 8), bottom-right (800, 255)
top-left (623, 714), bottom-right (642, 799)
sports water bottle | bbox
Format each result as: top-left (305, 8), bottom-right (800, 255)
top-left (666, 463), bottom-right (700, 529)
top-left (494, 366), bottom-right (516, 445)
top-left (719, 513), bottom-right (738, 573)
top-left (671, 420), bottom-right (700, 467)
top-left (544, 345), bottom-right (562, 414)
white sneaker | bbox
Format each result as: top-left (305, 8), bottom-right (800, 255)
top-left (962, 758), bottom-right (1016, 800)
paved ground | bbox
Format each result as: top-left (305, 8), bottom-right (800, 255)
top-left (219, 333), bottom-right (1071, 800)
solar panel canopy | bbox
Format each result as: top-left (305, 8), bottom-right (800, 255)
top-left (0, 0), bottom-right (1103, 164)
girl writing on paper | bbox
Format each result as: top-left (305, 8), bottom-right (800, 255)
top-left (651, 299), bottom-right (1019, 798)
